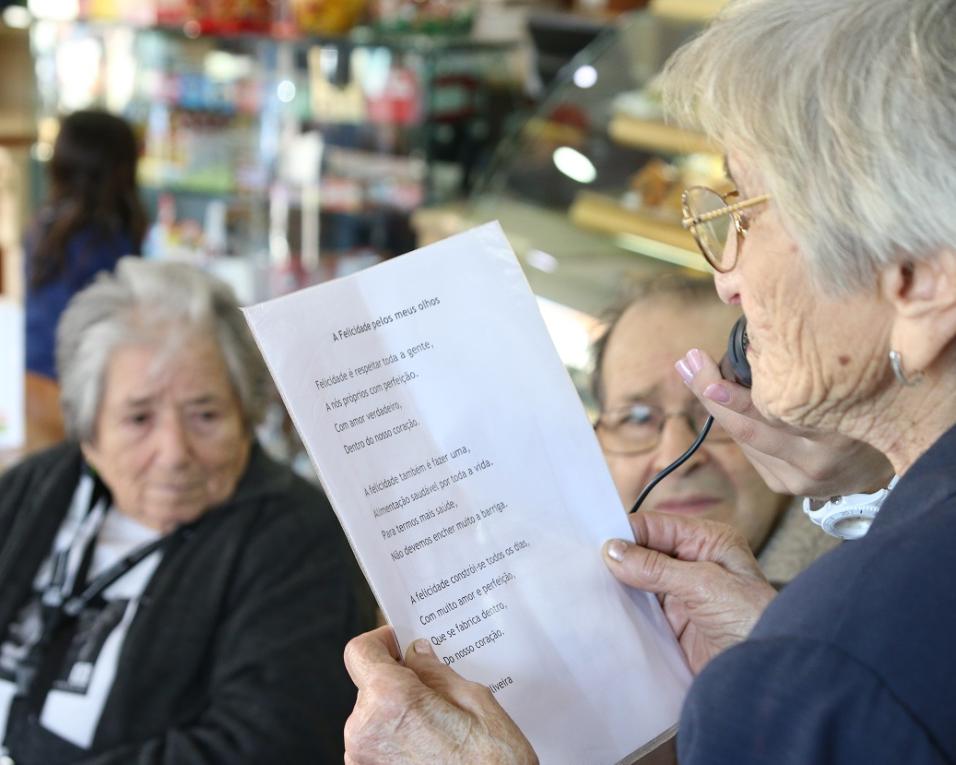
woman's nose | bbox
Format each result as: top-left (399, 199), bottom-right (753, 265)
top-left (713, 262), bottom-right (741, 306)
top-left (154, 414), bottom-right (191, 467)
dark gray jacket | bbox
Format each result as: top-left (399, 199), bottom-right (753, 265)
top-left (679, 423), bottom-right (956, 764)
top-left (0, 442), bottom-right (375, 764)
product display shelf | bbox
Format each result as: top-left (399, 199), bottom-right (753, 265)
top-left (607, 114), bottom-right (716, 156)
top-left (456, 10), bottom-right (716, 305)
top-left (568, 189), bottom-right (698, 255)
top-left (0, 116), bottom-right (36, 149)
top-left (28, 14), bottom-right (520, 301)
top-left (61, 15), bottom-right (512, 54)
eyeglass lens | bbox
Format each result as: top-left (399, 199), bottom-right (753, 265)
top-left (598, 401), bottom-right (731, 454)
top-left (684, 187), bottom-right (733, 268)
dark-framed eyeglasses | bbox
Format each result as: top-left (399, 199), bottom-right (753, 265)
top-left (594, 400), bottom-right (733, 455)
top-left (681, 186), bottom-right (771, 272)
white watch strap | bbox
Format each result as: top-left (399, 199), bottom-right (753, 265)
top-left (802, 476), bottom-right (899, 540)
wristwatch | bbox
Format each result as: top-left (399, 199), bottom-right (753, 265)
top-left (802, 476), bottom-right (899, 540)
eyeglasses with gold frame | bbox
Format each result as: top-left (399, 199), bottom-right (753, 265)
top-left (681, 186), bottom-right (771, 272)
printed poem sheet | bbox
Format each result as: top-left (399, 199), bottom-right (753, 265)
top-left (243, 223), bottom-right (691, 764)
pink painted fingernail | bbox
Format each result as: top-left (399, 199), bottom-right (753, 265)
top-left (414, 639), bottom-right (434, 655)
top-left (606, 539), bottom-right (628, 562)
top-left (687, 349), bottom-right (704, 374)
top-left (703, 383), bottom-right (732, 404)
top-left (675, 360), bottom-right (694, 385)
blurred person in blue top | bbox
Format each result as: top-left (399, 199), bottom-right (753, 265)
top-left (26, 110), bottom-right (146, 381)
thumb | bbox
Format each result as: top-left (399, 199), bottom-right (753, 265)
top-left (344, 626), bottom-right (402, 688)
top-left (405, 639), bottom-right (501, 721)
top-left (628, 511), bottom-right (763, 578)
top-left (404, 638), bottom-right (468, 696)
top-left (603, 537), bottom-right (719, 602)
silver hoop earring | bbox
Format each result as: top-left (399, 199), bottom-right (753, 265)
top-left (889, 350), bottom-right (924, 387)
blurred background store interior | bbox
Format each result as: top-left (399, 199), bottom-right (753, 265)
top-left (0, 0), bottom-right (729, 460)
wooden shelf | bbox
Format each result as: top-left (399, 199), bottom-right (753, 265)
top-left (649, 0), bottom-right (730, 22)
top-left (569, 190), bottom-right (698, 252)
top-left (523, 117), bottom-right (587, 147)
top-left (608, 114), bottom-right (717, 156)
top-left (0, 116), bottom-right (36, 148)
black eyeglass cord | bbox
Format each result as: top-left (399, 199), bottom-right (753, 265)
top-left (629, 415), bottom-right (714, 514)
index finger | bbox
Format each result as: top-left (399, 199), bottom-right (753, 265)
top-left (686, 349), bottom-right (764, 423)
top-left (344, 625), bottom-right (402, 687)
top-left (684, 349), bottom-right (812, 458)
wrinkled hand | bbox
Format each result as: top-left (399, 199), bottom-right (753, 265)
top-left (604, 511), bottom-right (776, 675)
top-left (679, 348), bottom-right (893, 498)
top-left (343, 626), bottom-right (538, 765)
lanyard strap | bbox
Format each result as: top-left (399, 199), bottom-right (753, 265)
top-left (61, 531), bottom-right (179, 617)
top-left (16, 530), bottom-right (177, 702)
top-left (15, 475), bottom-right (196, 702)
top-left (45, 469), bottom-right (185, 616)
top-left (40, 471), bottom-right (110, 612)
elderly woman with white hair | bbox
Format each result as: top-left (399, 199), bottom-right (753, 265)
top-left (338, 1), bottom-right (956, 763)
top-left (0, 259), bottom-right (375, 763)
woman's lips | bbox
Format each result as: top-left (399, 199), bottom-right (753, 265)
top-left (653, 496), bottom-right (722, 515)
top-left (151, 483), bottom-right (203, 496)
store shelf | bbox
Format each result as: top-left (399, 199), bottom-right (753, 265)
top-left (34, 16), bottom-right (512, 54)
top-left (649, 0), bottom-right (730, 22)
top-left (569, 190), bottom-right (697, 252)
top-left (0, 115), bottom-right (36, 147)
top-left (608, 114), bottom-right (717, 156)
top-left (30, 13), bottom-right (520, 299)
top-left (139, 179), bottom-right (243, 196)
top-left (523, 117), bottom-right (587, 146)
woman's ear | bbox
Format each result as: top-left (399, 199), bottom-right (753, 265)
top-left (880, 250), bottom-right (956, 374)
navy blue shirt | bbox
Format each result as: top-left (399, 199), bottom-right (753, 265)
top-left (25, 227), bottom-right (134, 380)
top-left (678, 423), bottom-right (956, 764)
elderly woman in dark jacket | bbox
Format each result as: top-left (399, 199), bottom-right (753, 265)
top-left (0, 259), bottom-right (375, 763)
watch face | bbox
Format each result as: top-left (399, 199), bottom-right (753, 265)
top-left (803, 479), bottom-right (898, 540)
top-left (827, 513), bottom-right (873, 540)
top-left (804, 497), bottom-right (883, 540)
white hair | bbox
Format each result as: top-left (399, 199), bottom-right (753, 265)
top-left (57, 258), bottom-right (271, 441)
top-left (660, 0), bottom-right (956, 293)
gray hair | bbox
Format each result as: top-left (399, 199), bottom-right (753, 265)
top-left (660, 0), bottom-right (956, 293)
top-left (57, 258), bottom-right (271, 441)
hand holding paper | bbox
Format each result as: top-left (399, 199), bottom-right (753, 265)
top-left (604, 511), bottom-right (776, 675)
top-left (243, 222), bottom-right (691, 764)
top-left (343, 626), bottom-right (538, 765)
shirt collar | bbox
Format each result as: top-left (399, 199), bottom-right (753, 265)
top-left (870, 420), bottom-right (956, 532)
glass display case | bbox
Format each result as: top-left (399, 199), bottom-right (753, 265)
top-left (415, 10), bottom-right (720, 382)
top-left (28, 11), bottom-right (520, 302)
